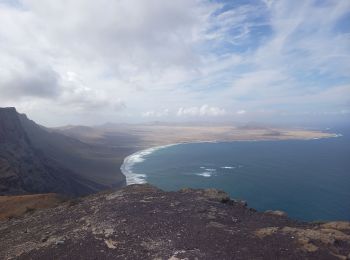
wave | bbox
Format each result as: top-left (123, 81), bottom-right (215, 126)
top-left (120, 144), bottom-right (178, 185)
top-left (204, 168), bottom-right (216, 172)
top-left (196, 172), bottom-right (213, 177)
top-left (121, 140), bottom-right (223, 185)
top-left (120, 133), bottom-right (338, 185)
top-left (196, 167), bottom-right (217, 178)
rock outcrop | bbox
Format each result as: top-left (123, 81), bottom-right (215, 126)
top-left (1, 184), bottom-right (349, 259)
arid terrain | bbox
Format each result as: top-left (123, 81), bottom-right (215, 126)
top-left (1, 0), bottom-right (348, 258)
top-left (58, 122), bottom-right (335, 148)
top-left (1, 108), bottom-right (348, 259)
top-left (1, 184), bottom-right (349, 259)
top-left (0, 193), bottom-right (66, 220)
top-left (1, 107), bottom-right (335, 198)
top-left (56, 122), bottom-right (336, 178)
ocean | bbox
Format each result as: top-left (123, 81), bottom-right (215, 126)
top-left (121, 128), bottom-right (350, 222)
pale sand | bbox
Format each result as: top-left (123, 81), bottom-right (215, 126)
top-left (56, 124), bottom-right (337, 183)
top-left (110, 125), bottom-right (336, 147)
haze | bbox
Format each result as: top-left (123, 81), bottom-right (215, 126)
top-left (0, 0), bottom-right (349, 127)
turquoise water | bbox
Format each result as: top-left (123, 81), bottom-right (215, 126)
top-left (122, 129), bottom-right (350, 221)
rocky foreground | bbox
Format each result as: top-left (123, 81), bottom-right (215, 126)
top-left (1, 184), bottom-right (350, 260)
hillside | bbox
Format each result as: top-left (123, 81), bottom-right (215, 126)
top-left (2, 106), bottom-right (333, 197)
top-left (0, 107), bottom-right (125, 196)
top-left (0, 193), bottom-right (66, 220)
top-left (1, 184), bottom-right (349, 259)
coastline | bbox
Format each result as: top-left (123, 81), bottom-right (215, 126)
top-left (120, 143), bottom-right (179, 185)
top-left (120, 132), bottom-right (341, 185)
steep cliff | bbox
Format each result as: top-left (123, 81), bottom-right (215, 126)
top-left (0, 107), bottom-right (120, 196)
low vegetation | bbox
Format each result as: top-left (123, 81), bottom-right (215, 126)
top-left (0, 193), bottom-right (66, 220)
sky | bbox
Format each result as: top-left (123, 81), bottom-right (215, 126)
top-left (0, 0), bottom-right (349, 126)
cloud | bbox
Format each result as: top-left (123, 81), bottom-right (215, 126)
top-left (221, 0), bottom-right (350, 116)
top-left (16, 0), bottom-right (214, 71)
top-left (262, 0), bottom-right (274, 9)
top-left (0, 0), bottom-right (225, 124)
top-left (0, 63), bottom-right (61, 100)
top-left (142, 109), bottom-right (169, 118)
top-left (254, 0), bottom-right (350, 77)
top-left (236, 110), bottom-right (246, 115)
top-left (177, 105), bottom-right (226, 117)
top-left (59, 71), bottom-right (126, 111)
top-left (0, 0), bottom-right (349, 125)
top-left (230, 70), bottom-right (291, 98)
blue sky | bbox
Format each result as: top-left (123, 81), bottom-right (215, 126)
top-left (0, 0), bottom-right (349, 126)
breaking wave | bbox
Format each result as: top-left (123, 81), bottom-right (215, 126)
top-left (121, 132), bottom-right (340, 185)
top-left (120, 144), bottom-right (178, 185)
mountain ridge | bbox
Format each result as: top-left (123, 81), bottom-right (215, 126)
top-left (0, 107), bottom-right (124, 196)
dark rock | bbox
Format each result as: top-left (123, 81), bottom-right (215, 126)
top-left (0, 107), bottom-right (122, 197)
top-left (235, 199), bottom-right (248, 207)
top-left (0, 184), bottom-right (349, 260)
top-left (41, 236), bottom-right (49, 242)
top-left (180, 187), bottom-right (230, 203)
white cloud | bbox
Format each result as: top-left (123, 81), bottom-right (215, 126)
top-left (236, 110), bottom-right (246, 115)
top-left (220, 0), bottom-right (350, 117)
top-left (229, 70), bottom-right (291, 98)
top-left (142, 109), bottom-right (169, 118)
top-left (262, 0), bottom-right (274, 9)
top-left (0, 0), bottom-right (349, 125)
top-left (177, 105), bottom-right (226, 117)
top-left (0, 0), bottom-right (224, 124)
top-left (254, 0), bottom-right (350, 77)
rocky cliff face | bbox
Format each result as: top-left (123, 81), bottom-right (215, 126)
top-left (1, 184), bottom-right (349, 259)
top-left (0, 107), bottom-right (29, 145)
top-left (0, 107), bottom-right (112, 196)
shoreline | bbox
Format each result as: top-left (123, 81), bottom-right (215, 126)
top-left (120, 132), bottom-right (341, 185)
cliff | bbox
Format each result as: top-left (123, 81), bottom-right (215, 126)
top-left (1, 184), bottom-right (349, 259)
top-left (0, 107), bottom-right (124, 196)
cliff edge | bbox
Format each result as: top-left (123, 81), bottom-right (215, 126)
top-left (1, 184), bottom-right (349, 259)
top-left (0, 107), bottom-right (124, 196)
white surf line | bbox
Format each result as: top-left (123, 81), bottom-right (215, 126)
top-left (120, 144), bottom-right (178, 185)
top-left (196, 172), bottom-right (214, 178)
top-left (120, 140), bottom-right (222, 185)
top-left (120, 132), bottom-right (340, 185)
top-left (120, 140), bottom-right (224, 185)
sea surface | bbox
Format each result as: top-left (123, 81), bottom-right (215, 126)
top-left (121, 127), bottom-right (350, 221)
